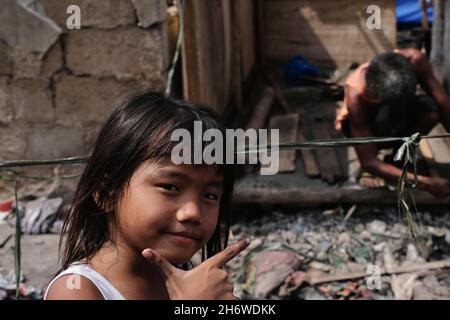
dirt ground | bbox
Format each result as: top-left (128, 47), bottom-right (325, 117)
top-left (1, 203), bottom-right (449, 300)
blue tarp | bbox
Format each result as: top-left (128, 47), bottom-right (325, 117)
top-left (396, 0), bottom-right (433, 24)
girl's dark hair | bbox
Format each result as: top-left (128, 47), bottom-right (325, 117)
top-left (59, 91), bottom-right (236, 271)
top-left (365, 52), bottom-right (417, 106)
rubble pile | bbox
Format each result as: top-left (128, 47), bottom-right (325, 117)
top-left (226, 206), bottom-right (450, 300)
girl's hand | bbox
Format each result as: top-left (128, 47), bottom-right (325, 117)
top-left (142, 238), bottom-right (250, 300)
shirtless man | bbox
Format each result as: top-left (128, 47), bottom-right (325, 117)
top-left (335, 48), bottom-right (450, 198)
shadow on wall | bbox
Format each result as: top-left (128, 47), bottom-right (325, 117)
top-left (262, 0), bottom-right (396, 68)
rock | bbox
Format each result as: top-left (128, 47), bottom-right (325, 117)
top-left (373, 241), bottom-right (387, 252)
top-left (413, 285), bottom-right (440, 300)
top-left (423, 212), bottom-right (432, 224)
top-left (422, 275), bottom-right (440, 289)
top-left (317, 240), bottom-right (332, 252)
top-left (246, 250), bottom-right (301, 299)
top-left (403, 243), bottom-right (425, 265)
top-left (390, 273), bottom-right (418, 300)
top-left (337, 232), bottom-right (351, 244)
top-left (360, 230), bottom-right (372, 240)
top-left (354, 223), bottom-right (365, 233)
top-left (316, 251), bottom-right (328, 261)
top-left (281, 230), bottom-right (297, 243)
top-left (367, 220), bottom-right (387, 234)
top-left (300, 286), bottom-right (328, 300)
top-left (267, 233), bottom-right (282, 243)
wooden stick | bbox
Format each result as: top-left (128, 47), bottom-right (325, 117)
top-left (297, 130), bottom-right (320, 177)
top-left (307, 259), bottom-right (450, 285)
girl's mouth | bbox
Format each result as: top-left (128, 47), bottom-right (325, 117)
top-left (166, 231), bottom-right (201, 245)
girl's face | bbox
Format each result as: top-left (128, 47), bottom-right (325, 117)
top-left (116, 160), bottom-right (223, 265)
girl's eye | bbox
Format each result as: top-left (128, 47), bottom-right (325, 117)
top-left (158, 184), bottom-right (179, 192)
top-left (204, 192), bottom-right (219, 201)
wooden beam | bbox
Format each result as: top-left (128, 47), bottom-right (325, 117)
top-left (419, 139), bottom-right (440, 178)
top-left (311, 123), bottom-right (344, 183)
top-left (264, 113), bottom-right (299, 173)
top-left (233, 185), bottom-right (450, 205)
top-left (307, 259), bottom-right (450, 285)
top-left (297, 130), bottom-right (320, 177)
top-left (426, 123), bottom-right (450, 164)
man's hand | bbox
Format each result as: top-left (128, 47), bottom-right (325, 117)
top-left (420, 176), bottom-right (450, 198)
top-left (142, 238), bottom-right (250, 300)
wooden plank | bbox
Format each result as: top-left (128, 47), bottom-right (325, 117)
top-left (311, 123), bottom-right (344, 183)
top-left (297, 130), bottom-right (320, 177)
top-left (230, 0), bottom-right (243, 110)
top-left (419, 139), bottom-right (441, 178)
top-left (256, 0), bottom-right (293, 114)
top-left (239, 0), bottom-right (256, 80)
top-left (182, 0), bottom-right (228, 114)
top-left (222, 0), bottom-right (232, 107)
top-left (346, 146), bottom-right (361, 183)
top-left (265, 113), bottom-right (299, 173)
top-left (427, 123), bottom-right (450, 164)
top-left (308, 259), bottom-right (450, 285)
top-left (262, 0), bottom-right (396, 67)
top-left (233, 184), bottom-right (450, 205)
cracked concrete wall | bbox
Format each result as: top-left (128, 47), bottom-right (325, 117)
top-left (0, 0), bottom-right (168, 162)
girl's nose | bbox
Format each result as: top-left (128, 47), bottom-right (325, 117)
top-left (176, 201), bottom-right (202, 224)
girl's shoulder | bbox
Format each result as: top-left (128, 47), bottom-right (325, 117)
top-left (44, 273), bottom-right (105, 300)
top-left (44, 263), bottom-right (125, 300)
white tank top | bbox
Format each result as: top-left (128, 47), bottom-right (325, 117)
top-left (44, 263), bottom-right (125, 300)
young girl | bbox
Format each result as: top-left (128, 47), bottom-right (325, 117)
top-left (44, 91), bottom-right (250, 300)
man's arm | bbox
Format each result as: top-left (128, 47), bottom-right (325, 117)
top-left (346, 87), bottom-right (450, 197)
top-left (347, 88), bottom-right (407, 184)
top-left (398, 48), bottom-right (450, 132)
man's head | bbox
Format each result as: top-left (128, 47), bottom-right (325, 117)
top-left (365, 52), bottom-right (417, 106)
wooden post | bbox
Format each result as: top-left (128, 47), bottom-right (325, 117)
top-left (431, 0), bottom-right (450, 92)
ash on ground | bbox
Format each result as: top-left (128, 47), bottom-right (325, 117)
top-left (226, 205), bottom-right (450, 300)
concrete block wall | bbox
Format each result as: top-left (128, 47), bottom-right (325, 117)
top-left (0, 0), bottom-right (168, 161)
